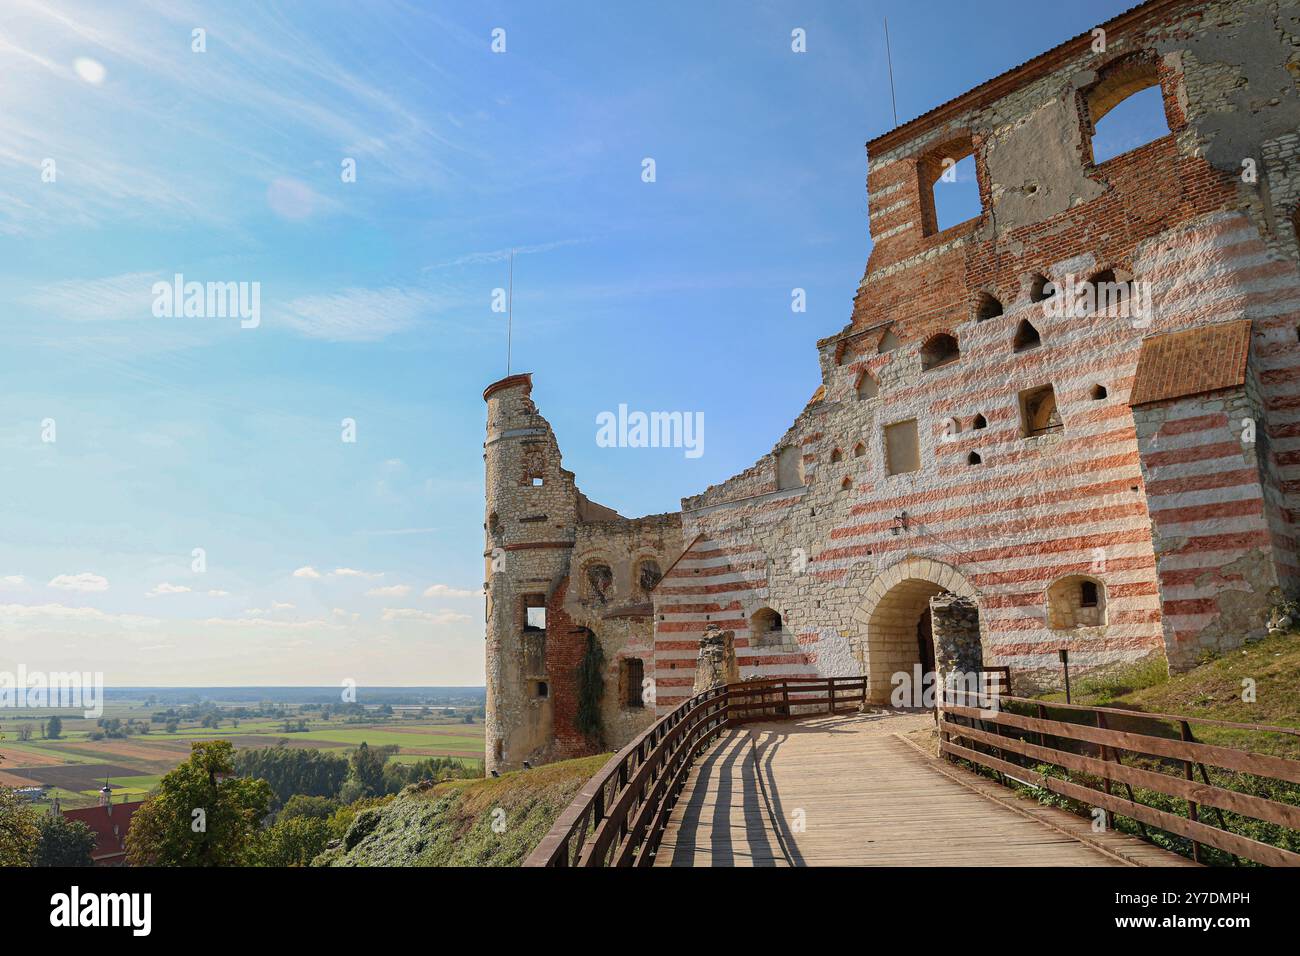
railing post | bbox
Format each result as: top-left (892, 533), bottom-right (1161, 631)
top-left (1179, 720), bottom-right (1202, 864)
top-left (827, 678), bottom-right (834, 714)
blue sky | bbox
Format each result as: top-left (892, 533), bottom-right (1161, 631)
top-left (0, 0), bottom-right (1144, 685)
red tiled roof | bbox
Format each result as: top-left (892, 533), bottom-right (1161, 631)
top-left (1129, 320), bottom-right (1252, 406)
top-left (63, 800), bottom-right (144, 864)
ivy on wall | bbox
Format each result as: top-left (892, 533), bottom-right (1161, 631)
top-left (575, 630), bottom-right (605, 746)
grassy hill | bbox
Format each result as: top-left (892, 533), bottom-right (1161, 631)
top-left (1037, 630), bottom-right (1300, 757)
top-left (313, 753), bottom-right (607, 867)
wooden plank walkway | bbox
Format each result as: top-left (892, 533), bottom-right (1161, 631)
top-left (654, 711), bottom-right (1198, 867)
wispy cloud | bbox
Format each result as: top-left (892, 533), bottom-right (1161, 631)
top-left (145, 582), bottom-right (191, 597)
top-left (381, 607), bottom-right (471, 624)
top-left (331, 568), bottom-right (384, 579)
top-left (277, 288), bottom-right (435, 342)
top-left (0, 602), bottom-right (157, 628)
top-left (366, 585), bottom-right (410, 597)
top-left (423, 584), bottom-right (479, 599)
top-left (48, 572), bottom-right (108, 592)
top-left (423, 238), bottom-right (590, 271)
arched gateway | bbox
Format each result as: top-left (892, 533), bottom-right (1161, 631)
top-left (852, 557), bottom-right (981, 705)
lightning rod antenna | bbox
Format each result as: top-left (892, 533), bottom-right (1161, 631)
top-left (884, 16), bottom-right (899, 127)
top-left (506, 248), bottom-right (514, 376)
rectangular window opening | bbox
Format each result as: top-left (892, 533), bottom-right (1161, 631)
top-left (884, 419), bottom-right (921, 476)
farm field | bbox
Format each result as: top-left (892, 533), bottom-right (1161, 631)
top-left (1, 698), bottom-right (485, 810)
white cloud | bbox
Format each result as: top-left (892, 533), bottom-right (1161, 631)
top-left (146, 582), bottom-right (191, 597)
top-left (271, 601), bottom-right (296, 610)
top-left (331, 568), bottom-right (383, 579)
top-left (292, 566), bottom-right (321, 579)
top-left (48, 572), bottom-right (109, 592)
top-left (423, 583), bottom-right (480, 599)
top-left (1, 575), bottom-right (26, 589)
top-left (0, 602), bottom-right (158, 628)
top-left (24, 272), bottom-right (161, 322)
top-left (332, 608), bottom-right (361, 623)
top-left (381, 607), bottom-right (471, 624)
top-left (278, 288), bottom-right (432, 342)
top-left (201, 616), bottom-right (337, 630)
top-left (207, 589), bottom-right (230, 597)
top-left (365, 584), bottom-right (410, 597)
top-left (72, 56), bottom-right (107, 86)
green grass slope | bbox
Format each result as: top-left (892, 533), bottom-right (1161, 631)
top-left (1037, 631), bottom-right (1300, 757)
top-left (313, 753), bottom-right (608, 867)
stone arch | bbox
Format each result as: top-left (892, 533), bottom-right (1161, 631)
top-left (852, 557), bottom-right (978, 704)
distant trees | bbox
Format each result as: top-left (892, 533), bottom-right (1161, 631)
top-left (126, 741), bottom-right (271, 866)
top-left (233, 747), bottom-right (348, 810)
top-left (45, 716), bottom-right (62, 740)
top-left (17, 724), bottom-right (33, 742)
top-left (33, 815), bottom-right (96, 867)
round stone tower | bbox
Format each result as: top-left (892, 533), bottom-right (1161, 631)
top-left (482, 373), bottom-right (579, 773)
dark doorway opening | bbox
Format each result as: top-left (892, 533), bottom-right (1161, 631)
top-left (916, 609), bottom-right (936, 680)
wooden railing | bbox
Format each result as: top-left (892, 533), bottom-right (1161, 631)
top-left (524, 675), bottom-right (869, 867)
top-left (939, 692), bottom-right (1300, 867)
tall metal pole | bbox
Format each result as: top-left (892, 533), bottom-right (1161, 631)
top-left (506, 248), bottom-right (514, 376)
top-left (884, 17), bottom-right (899, 127)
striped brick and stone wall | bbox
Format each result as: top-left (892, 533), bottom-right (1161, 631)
top-left (485, 0), bottom-right (1300, 762)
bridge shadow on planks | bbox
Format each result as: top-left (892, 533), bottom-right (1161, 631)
top-left (654, 712), bottom-right (1195, 867)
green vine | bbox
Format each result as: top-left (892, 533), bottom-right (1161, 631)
top-left (575, 630), bottom-right (605, 746)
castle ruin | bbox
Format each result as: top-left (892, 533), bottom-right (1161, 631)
top-left (483, 0), bottom-right (1300, 773)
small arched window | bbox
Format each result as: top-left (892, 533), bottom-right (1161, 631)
top-left (972, 414), bottom-right (988, 430)
top-left (584, 563), bottom-right (614, 604)
top-left (921, 333), bottom-right (960, 371)
top-left (877, 328), bottom-right (902, 354)
top-left (830, 448), bottom-right (843, 463)
top-left (750, 607), bottom-right (784, 646)
top-left (852, 441), bottom-right (866, 459)
top-left (1028, 273), bottom-right (1054, 303)
top-left (1091, 384), bottom-right (1108, 401)
top-left (967, 452), bottom-right (982, 466)
top-left (1046, 575), bottom-right (1107, 629)
top-left (840, 476), bottom-right (852, 492)
top-left (856, 371), bottom-right (879, 400)
top-left (636, 559), bottom-right (662, 596)
top-left (1013, 319), bottom-right (1042, 352)
top-left (974, 291), bottom-right (1003, 322)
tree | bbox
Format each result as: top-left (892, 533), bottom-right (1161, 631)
top-left (252, 816), bottom-right (332, 867)
top-left (45, 716), bottom-right (62, 740)
top-left (165, 719), bottom-right (179, 734)
top-left (278, 794), bottom-right (340, 822)
top-left (17, 724), bottom-right (33, 741)
top-left (343, 743), bottom-right (398, 801)
top-left (126, 741), bottom-right (271, 866)
top-left (0, 787), bottom-right (39, 866)
top-left (33, 814), bottom-right (96, 867)
top-left (575, 630), bottom-right (605, 745)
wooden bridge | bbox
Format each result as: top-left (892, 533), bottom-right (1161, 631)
top-left (525, 676), bottom-right (1300, 868)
